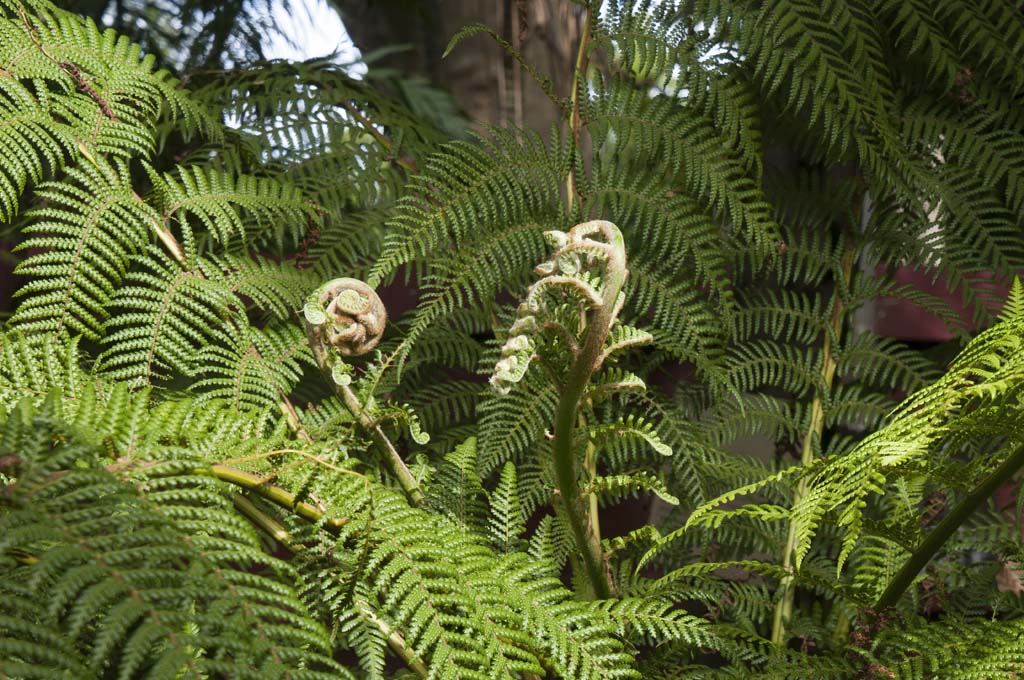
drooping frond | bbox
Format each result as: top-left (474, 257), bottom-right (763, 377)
top-left (0, 1), bottom-right (212, 189)
top-left (192, 320), bottom-right (313, 414)
top-left (97, 247), bottom-right (238, 383)
top-left (147, 164), bottom-right (317, 249)
top-left (12, 159), bottom-right (157, 340)
top-left (0, 398), bottom-right (351, 679)
top-left (369, 128), bottom-right (568, 286)
top-left (585, 85), bottom-right (778, 250)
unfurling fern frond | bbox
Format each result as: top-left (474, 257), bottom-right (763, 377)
top-left (4, 0), bottom-right (1024, 676)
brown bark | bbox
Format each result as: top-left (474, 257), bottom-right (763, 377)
top-left (331, 0), bottom-right (581, 131)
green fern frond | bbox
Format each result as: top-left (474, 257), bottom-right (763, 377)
top-left (324, 475), bottom-right (639, 679)
top-left (597, 0), bottom-right (764, 174)
top-left (12, 159), bottom-right (156, 340)
top-left (875, 0), bottom-right (958, 88)
top-left (192, 320), bottom-right (312, 414)
top-left (201, 252), bottom-right (318, 319)
top-left (97, 247), bottom-right (238, 383)
top-left (0, 399), bottom-right (351, 679)
top-left (588, 161), bottom-right (734, 307)
top-left (405, 379), bottom-right (484, 444)
top-left (1002, 277), bottom-right (1024, 320)
top-left (0, 4), bottom-right (213, 161)
top-left (427, 436), bottom-right (488, 533)
top-left (477, 375), bottom-right (558, 477)
top-left (0, 331), bottom-right (85, 408)
top-left (584, 471), bottom-right (679, 507)
top-left (397, 218), bottom-right (552, 366)
top-left (726, 340), bottom-right (822, 397)
top-left (780, 288), bottom-right (1024, 572)
top-left (589, 414), bottom-right (673, 468)
top-left (368, 128), bottom-right (567, 286)
top-left (626, 257), bottom-right (724, 365)
top-left (874, 614), bottom-right (1024, 680)
top-left (835, 332), bottom-right (939, 391)
top-left (0, 77), bottom-right (73, 221)
top-left (148, 164), bottom-right (317, 249)
top-left (586, 86), bottom-right (778, 249)
top-left (731, 289), bottom-right (824, 345)
top-left (489, 461), bottom-right (527, 554)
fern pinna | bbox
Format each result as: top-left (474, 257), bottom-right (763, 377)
top-left (3, 0), bottom-right (1024, 678)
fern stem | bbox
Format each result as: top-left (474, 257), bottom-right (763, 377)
top-left (278, 390), bottom-right (314, 444)
top-left (202, 464), bottom-right (350, 530)
top-left (230, 493), bottom-right (429, 678)
top-left (74, 141), bottom-right (190, 266)
top-left (565, 6), bottom-right (592, 211)
top-left (585, 434), bottom-right (601, 545)
top-left (232, 492), bottom-right (300, 546)
top-left (772, 242), bottom-right (857, 646)
top-left (337, 382), bottom-right (426, 507)
top-left (338, 99), bottom-right (419, 174)
top-left (133, 186), bottom-right (191, 265)
top-left (355, 599), bottom-right (429, 678)
top-left (552, 223), bottom-right (626, 600)
top-left (304, 323), bottom-right (426, 507)
top-left (875, 443), bottom-right (1024, 611)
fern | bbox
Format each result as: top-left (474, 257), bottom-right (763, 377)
top-left (5, 0), bottom-right (1024, 676)
top-left (12, 159), bottom-right (158, 340)
top-left (0, 398), bottom-right (350, 679)
top-left (97, 246), bottom-right (237, 383)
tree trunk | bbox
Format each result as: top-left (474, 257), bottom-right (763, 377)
top-left (332, 0), bottom-right (581, 131)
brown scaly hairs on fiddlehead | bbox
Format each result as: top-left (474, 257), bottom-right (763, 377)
top-left (314, 277), bottom-right (388, 358)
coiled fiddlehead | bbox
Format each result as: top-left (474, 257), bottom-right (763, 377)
top-left (491, 220), bottom-right (638, 598)
top-left (310, 277), bottom-right (387, 358)
top-left (304, 278), bottom-right (425, 506)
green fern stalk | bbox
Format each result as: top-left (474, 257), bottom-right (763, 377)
top-left (566, 4), bottom-right (600, 565)
top-left (230, 493), bottom-right (430, 678)
top-left (336, 377), bottom-right (425, 506)
top-left (76, 142), bottom-right (190, 265)
top-left (772, 239), bottom-right (857, 645)
top-left (565, 5), bottom-right (593, 211)
top-left (552, 221), bottom-right (627, 599)
top-left (303, 278), bottom-right (426, 506)
top-left (202, 464), bottom-right (351, 530)
top-left (875, 443), bottom-right (1024, 612)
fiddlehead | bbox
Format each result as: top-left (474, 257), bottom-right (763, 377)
top-left (492, 220), bottom-right (665, 598)
top-left (304, 278), bottom-right (425, 506)
top-left (310, 277), bottom-right (388, 358)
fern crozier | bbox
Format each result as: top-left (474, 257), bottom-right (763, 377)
top-left (306, 278), bottom-right (387, 357)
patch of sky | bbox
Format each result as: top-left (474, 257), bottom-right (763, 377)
top-left (263, 0), bottom-right (365, 78)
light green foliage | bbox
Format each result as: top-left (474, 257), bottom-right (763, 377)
top-left (13, 159), bottom-right (158, 339)
top-left (799, 280), bottom-right (1024, 572)
top-left (3, 0), bottom-right (1024, 677)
